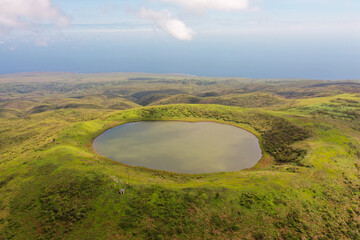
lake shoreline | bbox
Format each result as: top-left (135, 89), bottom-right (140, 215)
top-left (91, 119), bottom-right (266, 174)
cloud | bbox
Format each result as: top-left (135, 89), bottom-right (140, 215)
top-left (0, 0), bottom-right (70, 32)
top-left (160, 0), bottom-right (250, 12)
top-left (138, 7), bottom-right (196, 41)
top-left (35, 40), bottom-right (49, 47)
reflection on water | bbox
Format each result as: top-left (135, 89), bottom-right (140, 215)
top-left (93, 121), bottom-right (262, 174)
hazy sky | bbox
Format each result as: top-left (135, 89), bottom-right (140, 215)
top-left (0, 0), bottom-right (359, 79)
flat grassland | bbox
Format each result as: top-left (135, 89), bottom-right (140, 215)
top-left (0, 73), bottom-right (359, 239)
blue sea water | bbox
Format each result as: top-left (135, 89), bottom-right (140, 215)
top-left (0, 31), bottom-right (359, 80)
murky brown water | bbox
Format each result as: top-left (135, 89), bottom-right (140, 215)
top-left (93, 121), bottom-right (262, 174)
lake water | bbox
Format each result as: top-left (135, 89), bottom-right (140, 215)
top-left (93, 121), bottom-right (262, 174)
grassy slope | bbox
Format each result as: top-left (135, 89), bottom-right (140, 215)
top-left (0, 75), bottom-right (359, 239)
top-left (149, 92), bottom-right (291, 109)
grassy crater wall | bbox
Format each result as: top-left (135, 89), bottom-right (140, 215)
top-left (103, 104), bottom-right (311, 165)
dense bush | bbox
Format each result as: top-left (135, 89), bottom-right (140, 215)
top-left (4, 171), bottom-right (105, 239)
top-left (262, 119), bottom-right (310, 163)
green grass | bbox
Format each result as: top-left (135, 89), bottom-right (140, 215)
top-left (0, 74), bottom-right (359, 239)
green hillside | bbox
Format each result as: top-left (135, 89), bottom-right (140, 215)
top-left (0, 74), bottom-right (359, 239)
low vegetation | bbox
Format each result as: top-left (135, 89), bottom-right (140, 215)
top-left (0, 73), bottom-right (359, 239)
